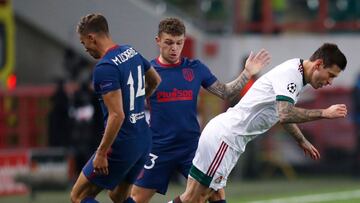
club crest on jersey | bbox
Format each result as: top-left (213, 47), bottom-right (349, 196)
top-left (287, 82), bottom-right (297, 94)
top-left (182, 68), bottom-right (194, 82)
top-left (214, 175), bottom-right (224, 184)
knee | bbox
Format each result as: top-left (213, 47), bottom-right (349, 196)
top-left (70, 189), bottom-right (81, 203)
top-left (108, 192), bottom-right (125, 203)
top-left (130, 187), bottom-right (153, 203)
top-left (131, 193), bottom-right (148, 203)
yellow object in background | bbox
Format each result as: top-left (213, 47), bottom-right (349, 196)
top-left (0, 0), bottom-right (15, 89)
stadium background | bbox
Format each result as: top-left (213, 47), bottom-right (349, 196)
top-left (0, 0), bottom-right (360, 202)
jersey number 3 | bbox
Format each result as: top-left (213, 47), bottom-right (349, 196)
top-left (127, 65), bottom-right (145, 111)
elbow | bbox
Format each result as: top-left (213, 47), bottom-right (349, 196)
top-left (150, 76), bottom-right (162, 90)
top-left (111, 111), bottom-right (125, 123)
top-left (155, 77), bottom-right (161, 88)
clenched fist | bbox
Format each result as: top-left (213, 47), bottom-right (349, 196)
top-left (322, 104), bottom-right (347, 118)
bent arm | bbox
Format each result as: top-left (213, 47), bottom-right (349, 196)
top-left (206, 71), bottom-right (251, 101)
top-left (145, 67), bottom-right (161, 98)
top-left (281, 123), bottom-right (306, 143)
top-left (206, 49), bottom-right (270, 102)
top-left (97, 90), bottom-right (125, 155)
top-left (281, 123), bottom-right (320, 160)
top-left (277, 101), bottom-right (347, 123)
top-left (277, 101), bottom-right (323, 123)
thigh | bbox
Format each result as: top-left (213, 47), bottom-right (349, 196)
top-left (178, 143), bottom-right (198, 178)
top-left (71, 172), bottom-right (103, 202)
top-left (191, 125), bottom-right (241, 191)
top-left (134, 149), bottom-right (177, 195)
top-left (82, 139), bottom-right (148, 190)
top-left (124, 145), bottom-right (150, 184)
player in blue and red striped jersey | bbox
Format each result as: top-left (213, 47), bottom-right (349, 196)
top-left (131, 17), bottom-right (270, 203)
top-left (70, 14), bottom-right (161, 203)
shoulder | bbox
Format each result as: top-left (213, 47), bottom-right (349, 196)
top-left (182, 58), bottom-right (209, 69)
top-left (94, 62), bottom-right (119, 76)
top-left (269, 58), bottom-right (302, 75)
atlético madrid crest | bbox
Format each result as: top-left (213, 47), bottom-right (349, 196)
top-left (182, 68), bottom-right (194, 82)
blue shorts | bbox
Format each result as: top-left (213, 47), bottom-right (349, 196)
top-left (82, 136), bottom-right (151, 190)
top-left (134, 141), bottom-right (198, 194)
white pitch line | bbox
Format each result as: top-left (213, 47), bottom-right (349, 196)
top-left (247, 189), bottom-right (360, 203)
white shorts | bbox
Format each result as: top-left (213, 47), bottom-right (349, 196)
top-left (190, 118), bottom-right (242, 191)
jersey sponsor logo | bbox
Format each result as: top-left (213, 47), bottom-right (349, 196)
top-left (182, 68), bottom-right (194, 82)
top-left (287, 82), bottom-right (297, 94)
top-left (129, 111), bottom-right (145, 123)
top-left (111, 47), bottom-right (138, 65)
top-left (156, 88), bottom-right (193, 102)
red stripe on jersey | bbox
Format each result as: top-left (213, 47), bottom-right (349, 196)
top-left (207, 142), bottom-right (227, 176)
top-left (157, 96), bottom-right (192, 102)
top-left (209, 144), bottom-right (228, 177)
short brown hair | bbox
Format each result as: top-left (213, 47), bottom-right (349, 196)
top-left (77, 13), bottom-right (109, 35)
top-left (158, 17), bottom-right (186, 36)
top-left (310, 43), bottom-right (347, 70)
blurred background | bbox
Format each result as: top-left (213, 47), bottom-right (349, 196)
top-left (0, 0), bottom-right (360, 202)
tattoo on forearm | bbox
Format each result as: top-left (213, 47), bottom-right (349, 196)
top-left (277, 101), bottom-right (323, 123)
top-left (282, 123), bottom-right (305, 143)
top-left (207, 72), bottom-right (249, 100)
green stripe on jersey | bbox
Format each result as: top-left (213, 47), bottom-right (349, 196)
top-left (276, 95), bottom-right (294, 104)
top-left (189, 165), bottom-right (212, 187)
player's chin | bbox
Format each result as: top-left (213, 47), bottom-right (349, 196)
top-left (315, 84), bottom-right (324, 89)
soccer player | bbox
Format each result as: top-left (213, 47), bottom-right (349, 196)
top-left (131, 17), bottom-right (270, 203)
top-left (70, 13), bottom-right (161, 203)
top-left (169, 43), bottom-right (348, 203)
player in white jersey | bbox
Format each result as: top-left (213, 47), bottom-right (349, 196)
top-left (169, 43), bottom-right (348, 203)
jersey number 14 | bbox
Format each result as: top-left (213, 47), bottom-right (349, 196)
top-left (127, 65), bottom-right (145, 111)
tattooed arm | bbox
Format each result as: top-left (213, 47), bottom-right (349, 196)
top-left (206, 72), bottom-right (250, 102)
top-left (206, 49), bottom-right (270, 102)
top-left (281, 123), bottom-right (321, 160)
top-left (277, 101), bottom-right (347, 123)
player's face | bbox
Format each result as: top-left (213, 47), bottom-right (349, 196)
top-left (79, 34), bottom-right (101, 59)
top-left (156, 32), bottom-right (185, 64)
top-left (310, 61), bottom-right (341, 89)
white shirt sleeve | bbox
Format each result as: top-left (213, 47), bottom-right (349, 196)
top-left (271, 63), bottom-right (303, 104)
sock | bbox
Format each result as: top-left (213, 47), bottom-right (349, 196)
top-left (169, 196), bottom-right (182, 203)
top-left (123, 197), bottom-right (136, 203)
top-left (209, 200), bottom-right (227, 203)
top-left (80, 197), bottom-right (99, 203)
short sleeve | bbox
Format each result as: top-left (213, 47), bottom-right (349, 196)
top-left (197, 60), bottom-right (217, 88)
top-left (139, 54), bottom-right (151, 72)
top-left (93, 63), bottom-right (121, 95)
top-left (272, 68), bottom-right (302, 104)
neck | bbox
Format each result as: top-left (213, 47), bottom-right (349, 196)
top-left (302, 59), bottom-right (313, 84)
top-left (99, 38), bottom-right (117, 58)
top-left (158, 55), bottom-right (180, 65)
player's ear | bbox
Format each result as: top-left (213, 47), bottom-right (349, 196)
top-left (88, 33), bottom-right (95, 42)
top-left (155, 35), bottom-right (161, 44)
top-left (315, 59), bottom-right (323, 70)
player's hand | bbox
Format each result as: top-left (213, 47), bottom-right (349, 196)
top-left (244, 49), bottom-right (271, 76)
top-left (298, 139), bottom-right (320, 160)
top-left (322, 104), bottom-right (347, 119)
top-left (93, 151), bottom-right (109, 175)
